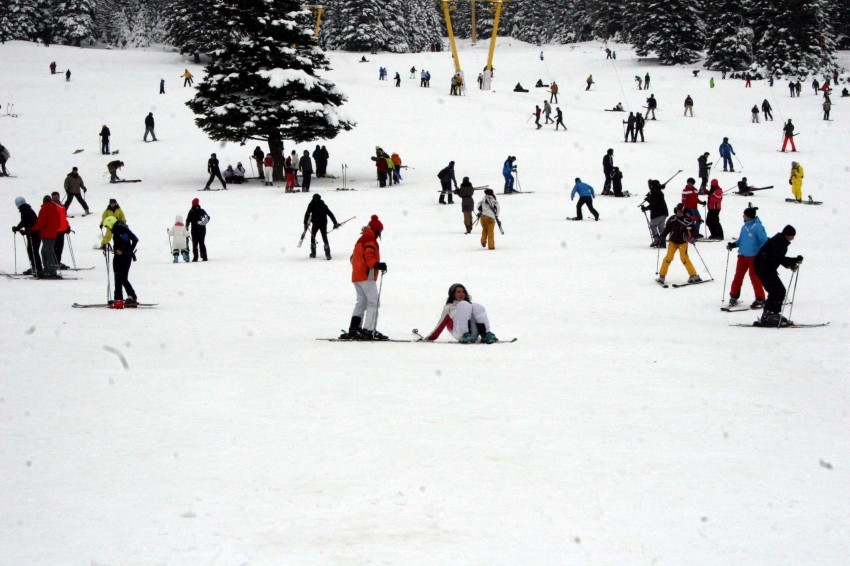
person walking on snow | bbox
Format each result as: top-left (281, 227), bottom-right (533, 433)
top-left (454, 177), bottom-right (476, 234)
top-left (751, 104), bottom-right (760, 123)
top-left (502, 156), bottom-right (517, 193)
top-left (697, 152), bottom-right (712, 192)
top-left (570, 178), bottom-right (599, 221)
top-left (299, 150), bottom-right (313, 192)
top-left (719, 137), bottom-right (736, 172)
top-left (641, 179), bottom-right (669, 247)
top-left (30, 195), bottom-right (62, 278)
top-left (681, 178), bottom-right (705, 237)
top-left (706, 179), bottom-right (724, 240)
top-left (781, 119), bottom-right (797, 152)
top-left (823, 99), bottom-right (832, 120)
top-left (99, 125), bottom-right (111, 154)
top-left (533, 105), bottom-right (542, 129)
top-left (185, 198), bottom-right (210, 261)
top-left (726, 206), bottom-right (767, 308)
top-left (143, 112), bottom-right (157, 141)
top-left (253, 146), bottom-right (265, 179)
top-left (555, 107), bottom-right (566, 130)
top-left (204, 153), bottom-right (227, 190)
top-left (167, 215), bottom-right (190, 263)
top-left (543, 100), bottom-right (553, 124)
top-left (340, 215), bottom-right (388, 341)
top-left (602, 149), bottom-right (614, 195)
top-left (754, 225), bottom-right (802, 326)
top-left (303, 194), bottom-right (339, 260)
top-left (550, 81), bottom-right (559, 103)
top-left (645, 94), bottom-right (658, 120)
top-left (477, 188), bottom-right (500, 249)
top-left (394, 72), bottom-right (401, 87)
top-left (761, 99), bottom-right (773, 121)
top-left (423, 283), bottom-right (499, 344)
top-left (12, 197), bottom-right (43, 276)
top-left (684, 95), bottom-right (694, 117)
top-left (789, 161), bottom-right (804, 202)
top-left (656, 203), bottom-right (701, 285)
top-left (438, 161), bottom-right (458, 204)
top-left (585, 75), bottom-right (594, 91)
top-left (182, 69), bottom-right (193, 87)
top-left (102, 215), bottom-right (139, 308)
top-left (63, 167), bottom-right (91, 215)
top-left (159, 78), bottom-right (165, 94)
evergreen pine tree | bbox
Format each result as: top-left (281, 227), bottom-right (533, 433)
top-left (3, 0), bottom-right (42, 41)
top-left (630, 0), bottom-right (705, 64)
top-left (54, 0), bottom-right (96, 46)
top-left (509, 0), bottom-right (558, 44)
top-left (186, 0), bottom-right (354, 181)
top-left (586, 0), bottom-right (627, 41)
top-left (827, 0), bottom-right (850, 49)
top-left (752, 0), bottom-right (836, 76)
top-left (163, 0), bottom-right (225, 63)
top-left (704, 0), bottom-right (754, 71)
top-left (327, 0), bottom-right (391, 52)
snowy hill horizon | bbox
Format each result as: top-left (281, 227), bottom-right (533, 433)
top-left (1, 38), bottom-right (849, 563)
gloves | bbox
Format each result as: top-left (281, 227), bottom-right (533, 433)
top-left (726, 242), bottom-right (737, 251)
top-left (687, 236), bottom-right (696, 244)
top-left (796, 255), bottom-right (804, 263)
top-left (333, 223), bottom-right (340, 230)
top-left (374, 262), bottom-right (387, 273)
top-left (789, 180), bottom-right (792, 184)
top-left (640, 206), bottom-right (648, 212)
top-left (12, 226), bottom-right (18, 233)
top-left (82, 187), bottom-right (87, 193)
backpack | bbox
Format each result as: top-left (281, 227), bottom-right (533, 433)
top-left (197, 213), bottom-right (210, 226)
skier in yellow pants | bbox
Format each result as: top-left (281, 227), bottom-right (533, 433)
top-left (656, 204), bottom-right (701, 285)
top-left (789, 161), bottom-right (804, 202)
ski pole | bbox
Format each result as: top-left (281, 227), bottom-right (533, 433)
top-left (12, 230), bottom-right (17, 274)
top-left (67, 230), bottom-right (77, 269)
top-left (734, 154), bottom-right (745, 171)
top-left (515, 171), bottom-right (522, 192)
top-left (329, 216), bottom-right (356, 233)
top-left (642, 208), bottom-right (654, 244)
top-left (721, 246), bottom-right (731, 302)
top-left (784, 264), bottom-right (802, 323)
top-left (374, 270), bottom-right (386, 330)
top-left (689, 240), bottom-right (714, 280)
top-left (661, 169), bottom-right (683, 186)
top-left (27, 233), bottom-right (39, 277)
top-left (655, 242), bottom-right (661, 274)
top-left (248, 156), bottom-right (255, 177)
top-left (103, 244), bottom-right (112, 303)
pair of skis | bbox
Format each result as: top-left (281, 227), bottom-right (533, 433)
top-left (317, 329), bottom-right (517, 344)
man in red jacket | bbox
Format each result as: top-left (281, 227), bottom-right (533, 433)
top-left (340, 215), bottom-right (388, 340)
top-left (31, 195), bottom-right (63, 278)
top-left (681, 178), bottom-right (706, 238)
top-left (51, 192), bottom-right (72, 269)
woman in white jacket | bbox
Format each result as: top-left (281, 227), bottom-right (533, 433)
top-left (477, 188), bottom-right (500, 250)
top-left (167, 215), bottom-right (190, 263)
top-left (424, 283), bottom-right (498, 344)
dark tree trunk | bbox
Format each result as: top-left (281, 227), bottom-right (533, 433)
top-left (268, 132), bottom-right (285, 182)
top-left (193, 52), bottom-right (200, 64)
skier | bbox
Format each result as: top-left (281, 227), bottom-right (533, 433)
top-left (502, 156), bottom-right (517, 193)
top-left (477, 188), bottom-right (500, 249)
top-left (641, 179), bottom-right (668, 247)
top-left (788, 80), bottom-right (795, 97)
top-left (319, 145), bottom-right (330, 178)
top-left (299, 150), bottom-right (313, 192)
top-left (340, 215), bottom-right (388, 341)
top-left (99, 125), bottom-right (111, 154)
top-left (185, 197), bottom-right (210, 261)
top-left (751, 104), bottom-right (760, 123)
top-left (50, 192), bottom-right (71, 269)
top-left (634, 113), bottom-right (646, 142)
top-left (601, 148), bottom-right (614, 195)
top-left (100, 199), bottom-right (126, 248)
top-left (533, 105), bottom-right (542, 129)
top-left (697, 152), bottom-right (712, 192)
top-left (761, 99), bottom-right (773, 121)
top-left (102, 215), bottom-right (139, 308)
top-left (31, 195), bottom-right (62, 278)
top-left (12, 196), bottom-right (43, 276)
top-left (554, 107), bottom-right (566, 130)
top-left (623, 112), bottom-right (636, 142)
top-left (263, 153), bottom-right (274, 186)
top-left (744, 72), bottom-right (751, 88)
top-left (253, 146), bottom-right (265, 179)
top-left (63, 167), bottom-right (91, 215)
top-left (795, 81), bottom-right (802, 96)
top-left (167, 215), bottom-right (190, 263)
top-left (718, 137), bottom-right (736, 172)
top-left (453, 176), bottom-right (476, 234)
top-left (203, 153), bottom-right (227, 190)
top-left (543, 100), bottom-right (553, 124)
top-left (645, 94), bottom-right (658, 120)
top-left (611, 167), bottom-right (625, 197)
top-left (656, 203), bottom-right (701, 285)
top-left (550, 81), bottom-right (559, 103)
top-left (423, 283), bottom-right (499, 344)
top-left (0, 142), bottom-right (9, 176)
top-left (823, 99), bottom-right (831, 120)
top-left (754, 225), bottom-right (802, 326)
top-left (303, 194), bottom-right (339, 260)
top-left (812, 78), bottom-right (819, 94)
top-left (438, 161), bottom-right (458, 204)
top-left (570, 178), bottom-right (599, 221)
top-left (159, 78), bottom-right (165, 94)
top-left (644, 73), bottom-right (651, 89)
top-left (107, 160), bottom-right (124, 183)
top-left (681, 178), bottom-right (705, 237)
top-left (789, 161), bottom-right (804, 202)
top-left (781, 119), bottom-right (797, 152)
top-left (50, 61), bottom-right (56, 74)
top-left (726, 206), bottom-right (767, 308)
top-left (390, 152), bottom-right (402, 184)
top-left (585, 74), bottom-right (594, 91)
top-left (65, 69), bottom-right (70, 81)
top-left (182, 69), bottom-right (193, 87)
top-left (394, 72), bottom-right (401, 87)
top-left (706, 179), bottom-right (724, 240)
top-left (143, 112), bottom-right (157, 142)
top-left (684, 95), bottom-right (694, 117)
top-left (373, 148), bottom-right (389, 188)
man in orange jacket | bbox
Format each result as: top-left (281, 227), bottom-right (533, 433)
top-left (341, 215), bottom-right (388, 340)
top-left (31, 195), bottom-right (63, 278)
top-left (51, 191), bottom-right (72, 269)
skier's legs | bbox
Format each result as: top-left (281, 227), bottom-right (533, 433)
top-left (746, 258), bottom-right (766, 300)
top-left (756, 267), bottom-right (785, 313)
top-left (353, 280), bottom-right (379, 330)
top-left (649, 215), bottom-right (666, 238)
top-left (730, 255), bottom-right (748, 298)
top-left (659, 243), bottom-right (677, 277)
top-left (264, 167), bottom-right (273, 185)
top-left (39, 238), bottom-right (57, 276)
top-left (678, 244), bottom-right (698, 276)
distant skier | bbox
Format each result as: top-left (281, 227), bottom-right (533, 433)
top-left (684, 95), bottom-right (694, 117)
top-left (726, 206), bottom-right (767, 309)
top-left (263, 153), bottom-right (274, 186)
top-left (49, 192), bottom-right (71, 269)
top-left (705, 179), bottom-right (724, 240)
top-left (477, 189), bottom-right (500, 249)
top-left (438, 161), bottom-right (458, 204)
top-left (623, 112), bottom-right (636, 142)
top-left (159, 78), bottom-right (165, 94)
top-left (533, 105), bottom-right (541, 129)
top-left (569, 178), bottom-right (599, 221)
top-left (601, 148), bottom-right (614, 195)
top-left (143, 112), bottom-right (157, 142)
top-left (718, 137), bottom-right (736, 172)
top-left (697, 152), bottom-right (712, 192)
top-left (183, 69), bottom-right (193, 87)
top-left (754, 225), bottom-right (802, 326)
top-left (762, 99), bottom-right (773, 120)
top-left (12, 196), bottom-right (43, 276)
top-left (789, 161), bottom-right (804, 202)
top-left (63, 167), bottom-right (90, 215)
top-left (454, 176), bottom-right (476, 234)
top-left (645, 94), bottom-right (658, 120)
top-left (585, 74), bottom-right (594, 91)
top-left (644, 73), bottom-right (651, 89)
top-left (611, 167), bottom-right (624, 197)
top-left (299, 150), bottom-right (313, 192)
top-left (107, 160), bottom-right (124, 183)
top-left (641, 179), bottom-right (668, 247)
top-left (65, 69), bottom-right (71, 81)
top-left (394, 72), bottom-right (401, 87)
top-left (549, 81), bottom-right (558, 103)
top-left (102, 215), bottom-right (139, 308)
top-left (751, 104), bottom-right (760, 123)
top-left (99, 125), bottom-right (111, 154)
top-left (303, 194), bottom-right (339, 260)
top-left (502, 156), bottom-right (517, 193)
top-left (823, 99), bottom-right (831, 120)
top-left (185, 197), bottom-right (210, 261)
top-left (543, 100), bottom-right (553, 124)
top-left (655, 203), bottom-right (701, 285)
top-left (203, 153), bottom-right (227, 190)
top-left (554, 107), bottom-right (566, 130)
top-left (780, 119), bottom-right (796, 152)
top-left (634, 113), bottom-right (646, 142)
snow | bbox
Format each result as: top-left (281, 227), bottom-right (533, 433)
top-left (258, 66), bottom-right (321, 89)
top-left (1, 39), bottom-right (849, 563)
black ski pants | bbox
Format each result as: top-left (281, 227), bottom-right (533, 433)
top-left (24, 233), bottom-right (43, 273)
top-left (205, 170), bottom-right (226, 190)
top-left (706, 209), bottom-right (723, 240)
top-left (191, 227), bottom-right (207, 261)
top-left (113, 252), bottom-right (136, 301)
top-left (311, 223), bottom-right (329, 251)
top-left (575, 196), bottom-right (599, 220)
top-left (755, 265), bottom-right (786, 314)
top-left (54, 232), bottom-right (65, 263)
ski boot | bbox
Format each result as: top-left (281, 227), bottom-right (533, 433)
top-left (482, 331), bottom-right (498, 344)
top-left (310, 243), bottom-right (317, 259)
top-left (459, 332), bottom-right (477, 344)
top-left (728, 297), bottom-right (740, 306)
top-left (173, 255), bottom-right (179, 263)
top-left (324, 245), bottom-right (331, 260)
top-left (110, 299), bottom-right (125, 310)
top-left (182, 251), bottom-right (190, 262)
top-left (750, 300), bottom-right (765, 309)
top-left (655, 276), bottom-right (665, 284)
top-left (688, 275), bottom-right (702, 283)
top-left (338, 316), bottom-right (362, 340)
top-left (125, 297), bottom-right (138, 308)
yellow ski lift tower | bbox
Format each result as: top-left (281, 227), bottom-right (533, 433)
top-left (442, 0), bottom-right (509, 90)
top-left (305, 4), bottom-right (325, 38)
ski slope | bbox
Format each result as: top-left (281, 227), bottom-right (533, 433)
top-left (1, 38), bottom-right (849, 563)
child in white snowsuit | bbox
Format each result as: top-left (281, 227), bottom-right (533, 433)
top-left (167, 215), bottom-right (190, 263)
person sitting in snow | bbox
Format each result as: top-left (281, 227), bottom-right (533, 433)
top-left (223, 165), bottom-right (236, 184)
top-left (422, 283), bottom-right (499, 344)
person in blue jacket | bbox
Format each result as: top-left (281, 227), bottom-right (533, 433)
top-left (569, 178), bottom-right (599, 221)
top-left (726, 206), bottom-right (768, 308)
top-left (502, 156), bottom-right (517, 193)
top-left (719, 137), bottom-right (736, 172)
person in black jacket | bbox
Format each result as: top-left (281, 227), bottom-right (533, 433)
top-left (12, 196), bottom-right (43, 275)
top-left (304, 194), bottom-right (339, 259)
top-left (623, 112), bottom-right (636, 142)
top-left (186, 197), bottom-right (210, 261)
top-left (143, 112), bottom-right (157, 142)
top-left (99, 125), bottom-right (111, 154)
top-left (611, 167), bottom-right (624, 197)
top-left (601, 149), bottom-right (614, 194)
top-left (438, 161), bottom-right (458, 204)
top-left (697, 152), bottom-right (712, 192)
top-left (298, 150), bottom-right (313, 192)
top-left (453, 176), bottom-right (476, 233)
top-left (203, 153), bottom-right (227, 190)
top-left (640, 179), bottom-right (669, 247)
top-left (754, 225), bottom-right (802, 326)
top-left (761, 99), bottom-right (773, 121)
top-left (102, 215), bottom-right (139, 308)
top-left (319, 145), bottom-right (329, 177)
top-left (253, 146), bottom-right (265, 179)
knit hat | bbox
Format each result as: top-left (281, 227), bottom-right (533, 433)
top-left (743, 207), bottom-right (758, 219)
top-left (109, 198), bottom-right (119, 206)
top-left (782, 225), bottom-right (796, 236)
top-left (710, 179), bottom-right (719, 186)
top-left (42, 195), bottom-right (52, 203)
top-left (484, 188), bottom-right (494, 196)
top-left (368, 214), bottom-right (383, 234)
top-left (192, 198), bottom-right (200, 206)
top-left (14, 196), bottom-right (25, 207)
top-left (312, 194), bottom-right (321, 201)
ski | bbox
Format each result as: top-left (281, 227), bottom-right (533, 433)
top-left (3, 274), bottom-right (80, 280)
top-left (316, 338), bottom-right (417, 343)
top-left (694, 238), bottom-right (723, 243)
top-left (72, 302), bottom-right (157, 308)
top-left (655, 280), bottom-right (669, 288)
top-left (730, 322), bottom-right (829, 329)
top-left (671, 279), bottom-right (713, 288)
top-left (411, 329), bottom-right (517, 343)
top-left (785, 197), bottom-right (822, 205)
top-left (501, 191), bottom-right (534, 195)
top-left (199, 188), bottom-right (226, 191)
top-left (721, 305), bottom-right (763, 312)
top-left (63, 266), bottom-right (96, 271)
top-left (110, 179), bottom-right (142, 183)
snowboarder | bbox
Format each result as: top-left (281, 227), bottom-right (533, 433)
top-left (454, 176), bottom-right (476, 233)
top-left (63, 167), bottom-right (90, 215)
top-left (303, 194), bottom-right (339, 260)
top-left (99, 125), bottom-right (111, 154)
top-left (602, 149), bottom-right (614, 195)
top-left (554, 107), bottom-right (566, 130)
top-left (719, 137), bottom-right (736, 172)
top-left (726, 206), bottom-right (767, 308)
top-left (422, 283), bottom-right (499, 344)
top-left (340, 215), bottom-right (387, 341)
top-left (477, 189), bottom-right (500, 249)
top-left (697, 152), bottom-right (712, 192)
top-left (299, 150), bottom-right (313, 192)
top-left (438, 161), bottom-right (458, 204)
top-left (502, 156), bottom-right (517, 193)
top-left (253, 146), bottom-right (265, 179)
top-left (31, 195), bottom-right (62, 278)
top-left (185, 197), bottom-right (210, 261)
top-left (645, 94), bottom-right (658, 120)
top-left (107, 160), bottom-right (124, 183)
top-left (12, 196), bottom-right (43, 276)
top-left (100, 199), bottom-right (126, 248)
top-left (204, 153), bottom-right (227, 190)
top-left (706, 179), bottom-right (724, 240)
top-left (751, 105), bottom-right (760, 123)
top-left (143, 112), bottom-right (157, 142)
top-left (754, 225), bottom-right (802, 326)
top-left (684, 95), bottom-right (694, 117)
top-left (789, 161), bottom-right (804, 202)
top-left (761, 99), bottom-right (773, 121)
top-left (167, 215), bottom-right (190, 263)
top-left (781, 119), bottom-right (797, 152)
top-left (102, 215), bottom-right (139, 308)
top-left (641, 179), bottom-right (668, 247)
top-left (681, 178), bottom-right (705, 237)
top-left (656, 203), bottom-right (701, 285)
top-left (624, 112), bottom-right (636, 142)
top-left (570, 178), bottom-right (599, 221)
